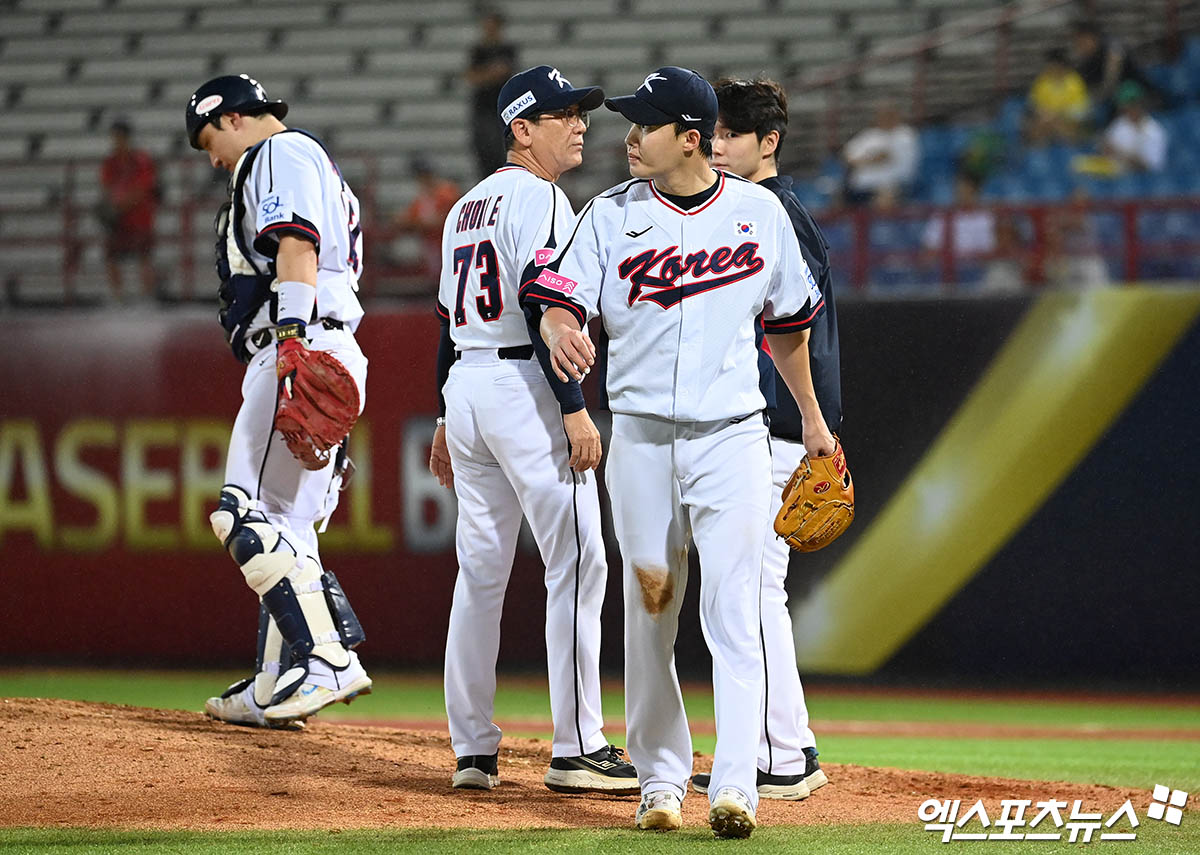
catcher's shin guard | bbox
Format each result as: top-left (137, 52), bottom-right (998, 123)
top-left (322, 570), bottom-right (365, 648)
top-left (209, 486), bottom-right (353, 691)
top-left (252, 603), bottom-right (296, 707)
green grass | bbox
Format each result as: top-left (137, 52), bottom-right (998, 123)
top-left (808, 694), bottom-right (1200, 730)
top-left (813, 734), bottom-right (1200, 791)
top-left (2, 822), bottom-right (1197, 855)
top-left (4, 670), bottom-right (1198, 729)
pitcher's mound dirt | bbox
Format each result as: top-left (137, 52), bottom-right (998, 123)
top-left (0, 698), bottom-right (1146, 831)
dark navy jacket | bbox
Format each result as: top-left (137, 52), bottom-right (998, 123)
top-left (758, 175), bottom-right (842, 441)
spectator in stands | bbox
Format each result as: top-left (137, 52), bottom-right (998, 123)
top-left (841, 103), bottom-right (919, 207)
top-left (98, 119), bottom-right (158, 301)
top-left (390, 157), bottom-right (462, 280)
top-left (465, 9), bottom-right (517, 178)
top-left (1070, 20), bottom-right (1154, 122)
top-left (1026, 49), bottom-right (1090, 145)
top-left (922, 172), bottom-right (994, 257)
top-left (1045, 186), bottom-right (1110, 289)
top-left (921, 172), bottom-right (1023, 293)
top-left (1101, 81), bottom-right (1167, 173)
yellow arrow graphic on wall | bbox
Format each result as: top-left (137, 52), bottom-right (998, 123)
top-left (792, 286), bottom-right (1200, 674)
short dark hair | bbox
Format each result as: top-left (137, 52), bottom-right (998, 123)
top-left (673, 122), bottom-right (713, 158)
top-left (1044, 47), bottom-right (1069, 65)
top-left (712, 78), bottom-right (789, 164)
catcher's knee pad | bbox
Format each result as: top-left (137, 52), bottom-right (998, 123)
top-left (210, 485), bottom-right (295, 594)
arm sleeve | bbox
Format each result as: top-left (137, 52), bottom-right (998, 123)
top-left (518, 197), bottom-right (601, 328)
top-left (435, 301), bottom-right (453, 417)
top-left (516, 184), bottom-right (586, 413)
top-left (250, 136), bottom-right (324, 257)
top-left (763, 209), bottom-right (825, 335)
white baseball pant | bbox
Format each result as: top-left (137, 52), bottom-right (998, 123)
top-left (442, 350), bottom-right (609, 760)
top-left (607, 412), bottom-right (770, 809)
top-left (759, 436), bottom-right (818, 774)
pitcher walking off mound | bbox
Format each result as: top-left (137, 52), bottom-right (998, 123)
top-left (520, 67), bottom-right (826, 838)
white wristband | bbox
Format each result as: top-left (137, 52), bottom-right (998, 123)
top-left (276, 280), bottom-right (316, 324)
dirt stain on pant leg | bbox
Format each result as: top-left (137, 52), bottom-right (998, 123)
top-left (634, 566), bottom-right (675, 616)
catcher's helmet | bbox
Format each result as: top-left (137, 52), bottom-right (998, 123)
top-left (186, 74), bottom-right (288, 149)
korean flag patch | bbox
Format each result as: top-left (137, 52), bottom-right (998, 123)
top-left (735, 220), bottom-right (757, 237)
top-left (257, 190), bottom-right (294, 231)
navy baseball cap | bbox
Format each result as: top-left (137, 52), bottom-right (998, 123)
top-left (605, 67), bottom-right (718, 138)
top-left (497, 65), bottom-right (605, 127)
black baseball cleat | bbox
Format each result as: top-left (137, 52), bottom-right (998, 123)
top-left (452, 752), bottom-right (500, 790)
top-left (692, 749), bottom-right (827, 801)
top-left (544, 744), bottom-right (640, 794)
top-left (801, 746), bottom-right (829, 793)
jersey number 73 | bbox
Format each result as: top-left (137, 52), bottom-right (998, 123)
top-left (452, 240), bottom-right (502, 326)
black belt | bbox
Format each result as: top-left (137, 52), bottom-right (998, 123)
top-left (455, 345), bottom-right (534, 361)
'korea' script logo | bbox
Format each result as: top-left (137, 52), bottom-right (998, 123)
top-left (618, 242), bottom-right (764, 309)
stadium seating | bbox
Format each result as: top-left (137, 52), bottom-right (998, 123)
top-left (0, 0), bottom-right (1196, 302)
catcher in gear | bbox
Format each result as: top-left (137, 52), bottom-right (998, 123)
top-left (186, 73), bottom-right (372, 729)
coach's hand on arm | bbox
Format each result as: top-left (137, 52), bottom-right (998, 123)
top-left (540, 307), bottom-right (595, 383)
top-left (429, 422), bottom-right (454, 489)
top-left (562, 409), bottom-right (602, 472)
top-left (770, 329), bottom-right (837, 457)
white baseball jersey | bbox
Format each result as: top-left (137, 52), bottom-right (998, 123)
top-left (230, 129), bottom-right (365, 334)
top-left (436, 165), bottom-right (575, 347)
top-left (522, 171), bottom-right (824, 421)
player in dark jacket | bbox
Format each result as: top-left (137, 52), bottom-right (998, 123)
top-left (693, 77), bottom-right (842, 802)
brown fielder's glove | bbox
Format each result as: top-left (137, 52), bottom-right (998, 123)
top-left (275, 337), bottom-right (360, 470)
top-left (773, 437), bottom-right (854, 552)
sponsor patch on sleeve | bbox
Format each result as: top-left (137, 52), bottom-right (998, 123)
top-left (804, 264), bottom-right (822, 305)
top-left (257, 190), bottom-right (294, 231)
top-left (535, 248), bottom-right (554, 265)
top-left (536, 268), bottom-right (578, 295)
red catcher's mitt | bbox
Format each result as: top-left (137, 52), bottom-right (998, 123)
top-left (275, 341), bottom-right (360, 470)
top-left (773, 437), bottom-right (854, 552)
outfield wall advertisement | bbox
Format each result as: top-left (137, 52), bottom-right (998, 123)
top-left (3, 293), bottom-right (1198, 684)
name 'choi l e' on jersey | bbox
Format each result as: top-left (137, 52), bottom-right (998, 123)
top-left (437, 164), bottom-right (575, 350)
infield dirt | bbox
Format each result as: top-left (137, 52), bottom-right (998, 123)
top-left (0, 698), bottom-right (1149, 831)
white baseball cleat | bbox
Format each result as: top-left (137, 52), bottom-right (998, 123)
top-left (635, 790), bottom-right (683, 831)
top-left (709, 787), bottom-right (757, 839)
top-left (262, 650), bottom-right (372, 724)
top-left (204, 679), bottom-right (304, 730)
